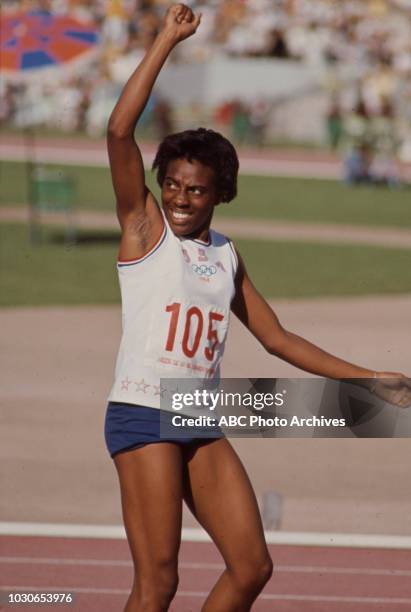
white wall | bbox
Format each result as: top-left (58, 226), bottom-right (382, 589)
top-left (155, 57), bottom-right (321, 106)
top-left (112, 53), bottom-right (327, 142)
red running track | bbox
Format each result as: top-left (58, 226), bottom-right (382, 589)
top-left (1, 536), bottom-right (411, 611)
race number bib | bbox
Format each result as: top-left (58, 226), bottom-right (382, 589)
top-left (145, 300), bottom-right (229, 378)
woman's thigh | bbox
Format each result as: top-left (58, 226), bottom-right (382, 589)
top-left (114, 442), bottom-right (184, 572)
top-left (183, 439), bottom-right (269, 567)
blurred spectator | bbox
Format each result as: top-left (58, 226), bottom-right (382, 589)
top-left (343, 95), bottom-right (402, 187)
top-left (85, 62), bottom-right (120, 136)
top-left (52, 78), bottom-right (84, 131)
top-left (370, 98), bottom-right (401, 187)
top-left (101, 0), bottom-right (129, 52)
top-left (213, 100), bottom-right (236, 134)
top-left (343, 96), bottom-right (373, 184)
top-left (344, 143), bottom-right (373, 185)
top-left (267, 29), bottom-right (290, 59)
top-left (0, 83), bottom-right (16, 125)
top-left (344, 97), bottom-right (372, 149)
top-left (133, 8), bottom-right (160, 51)
top-left (249, 98), bottom-right (270, 147)
top-left (231, 100), bottom-right (251, 144)
top-left (213, 0), bottom-right (246, 45)
top-left (326, 97), bottom-right (344, 150)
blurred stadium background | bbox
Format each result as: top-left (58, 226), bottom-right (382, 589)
top-left (1, 0), bottom-right (411, 544)
top-left (2, 0), bottom-right (411, 159)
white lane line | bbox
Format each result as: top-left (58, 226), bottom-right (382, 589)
top-left (273, 565), bottom-right (411, 576)
top-left (0, 522), bottom-right (127, 540)
top-left (2, 556), bottom-right (411, 577)
top-left (1, 586), bottom-right (411, 604)
top-left (2, 522), bottom-right (411, 550)
top-left (264, 531), bottom-right (411, 550)
top-left (0, 557), bottom-right (134, 567)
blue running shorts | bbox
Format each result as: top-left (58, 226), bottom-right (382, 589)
top-left (105, 402), bottom-right (223, 458)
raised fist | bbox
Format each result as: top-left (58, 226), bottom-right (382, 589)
top-left (162, 3), bottom-right (201, 43)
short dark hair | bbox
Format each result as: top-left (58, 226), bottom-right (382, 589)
top-left (152, 128), bottom-right (239, 203)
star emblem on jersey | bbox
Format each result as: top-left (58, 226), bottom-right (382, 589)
top-left (134, 378), bottom-right (151, 393)
top-left (121, 377), bottom-right (132, 391)
top-left (153, 385), bottom-right (166, 397)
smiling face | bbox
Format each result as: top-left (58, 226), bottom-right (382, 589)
top-left (161, 157), bottom-right (220, 241)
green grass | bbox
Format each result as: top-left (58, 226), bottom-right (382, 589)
top-left (0, 125), bottom-right (103, 141)
top-left (2, 160), bottom-right (410, 228)
top-left (0, 224), bottom-right (120, 307)
top-left (0, 161), bottom-right (117, 212)
top-left (216, 175), bottom-right (411, 228)
top-left (236, 239), bottom-right (411, 298)
top-left (1, 223), bottom-right (410, 307)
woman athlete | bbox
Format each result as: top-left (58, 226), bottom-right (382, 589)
top-left (105, 5), bottom-right (411, 611)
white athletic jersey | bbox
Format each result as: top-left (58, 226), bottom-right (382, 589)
top-left (108, 212), bottom-right (238, 410)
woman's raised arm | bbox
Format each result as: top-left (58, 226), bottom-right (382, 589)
top-left (107, 5), bottom-right (201, 233)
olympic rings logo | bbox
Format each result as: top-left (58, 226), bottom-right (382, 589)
top-left (191, 264), bottom-right (217, 277)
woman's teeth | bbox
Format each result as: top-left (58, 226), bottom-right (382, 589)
top-left (172, 210), bottom-right (190, 220)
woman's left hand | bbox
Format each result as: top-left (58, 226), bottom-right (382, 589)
top-left (371, 372), bottom-right (411, 408)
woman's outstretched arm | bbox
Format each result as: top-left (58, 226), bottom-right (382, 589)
top-left (107, 4), bottom-right (201, 255)
top-left (231, 253), bottom-right (411, 407)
